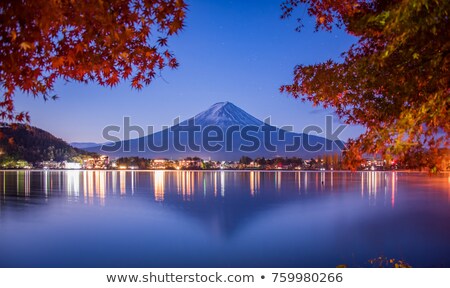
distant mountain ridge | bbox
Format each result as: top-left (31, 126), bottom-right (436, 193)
top-left (71, 142), bottom-right (102, 149)
top-left (83, 102), bottom-right (345, 160)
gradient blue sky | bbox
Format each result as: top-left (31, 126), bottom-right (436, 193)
top-left (14, 0), bottom-right (364, 143)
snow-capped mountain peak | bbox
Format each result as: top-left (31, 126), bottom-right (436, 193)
top-left (83, 101), bottom-right (344, 160)
top-left (187, 102), bottom-right (264, 127)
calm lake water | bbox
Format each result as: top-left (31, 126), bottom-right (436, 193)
top-left (0, 170), bottom-right (449, 268)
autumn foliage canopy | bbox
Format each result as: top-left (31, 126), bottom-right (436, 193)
top-left (280, 0), bottom-right (449, 170)
top-left (0, 0), bottom-right (187, 122)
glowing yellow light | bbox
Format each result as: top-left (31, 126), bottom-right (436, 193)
top-left (120, 171), bottom-right (126, 195)
top-left (87, 171), bottom-right (94, 205)
top-left (391, 172), bottom-right (396, 208)
top-left (98, 171), bottom-right (106, 206)
top-left (154, 171), bottom-right (165, 201)
top-left (250, 171), bottom-right (255, 196)
top-left (214, 172), bottom-right (218, 197)
top-left (220, 171), bottom-right (225, 197)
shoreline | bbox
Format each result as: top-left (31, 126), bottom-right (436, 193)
top-left (0, 169), bottom-right (442, 173)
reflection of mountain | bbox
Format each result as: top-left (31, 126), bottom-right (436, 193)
top-left (156, 171), bottom-right (325, 238)
top-left (2, 170), bottom-right (448, 268)
top-left (2, 170), bottom-right (391, 238)
top-left (84, 102), bottom-right (344, 160)
top-left (0, 171), bottom-right (297, 234)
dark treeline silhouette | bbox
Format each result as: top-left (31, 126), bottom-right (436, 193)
top-left (0, 124), bottom-right (95, 163)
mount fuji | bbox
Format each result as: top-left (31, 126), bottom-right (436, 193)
top-left (190, 101), bottom-right (263, 127)
top-left (83, 102), bottom-right (344, 160)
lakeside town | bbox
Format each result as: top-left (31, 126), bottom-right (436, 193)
top-left (0, 154), bottom-right (415, 171)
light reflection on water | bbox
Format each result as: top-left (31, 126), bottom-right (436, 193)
top-left (1, 170), bottom-right (448, 209)
top-left (0, 170), bottom-right (449, 267)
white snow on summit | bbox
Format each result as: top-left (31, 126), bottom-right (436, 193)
top-left (186, 102), bottom-right (264, 127)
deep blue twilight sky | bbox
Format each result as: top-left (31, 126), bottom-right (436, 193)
top-left (14, 0), bottom-right (364, 143)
